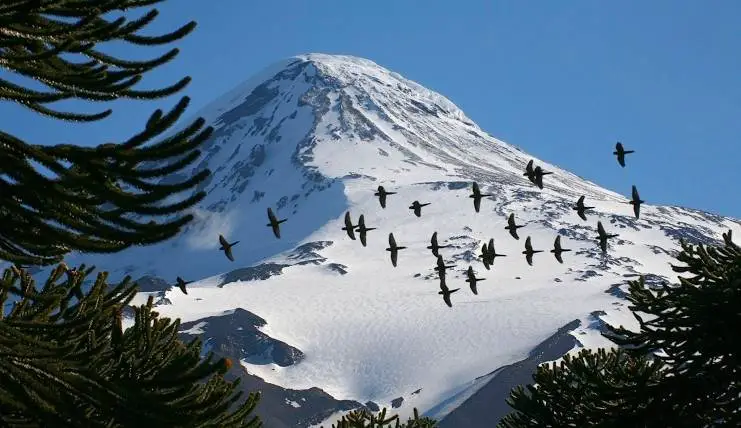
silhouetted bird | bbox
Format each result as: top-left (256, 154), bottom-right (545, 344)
top-left (532, 166), bottom-right (553, 190)
top-left (629, 185), bottom-right (644, 219)
top-left (465, 265), bottom-right (485, 295)
top-left (175, 276), bottom-right (191, 295)
top-left (427, 231), bottom-right (451, 257)
top-left (486, 238), bottom-right (506, 264)
top-left (409, 200), bottom-right (431, 218)
top-left (374, 185), bottom-right (396, 209)
top-left (218, 234), bottom-right (239, 262)
top-left (505, 213), bottom-right (525, 240)
top-left (342, 211), bottom-right (357, 240)
top-left (596, 221), bottom-right (619, 253)
top-left (550, 235), bottom-right (571, 264)
top-left (385, 233), bottom-right (407, 267)
top-left (523, 159), bottom-right (536, 183)
top-left (479, 243), bottom-right (491, 270)
top-left (438, 282), bottom-right (460, 308)
top-left (573, 196), bottom-right (595, 221)
top-left (469, 182), bottom-right (492, 213)
top-left (354, 214), bottom-right (376, 247)
top-left (434, 254), bottom-right (456, 278)
top-left (266, 207), bottom-right (287, 239)
top-left (522, 236), bottom-right (543, 266)
top-left (613, 142), bottom-right (634, 168)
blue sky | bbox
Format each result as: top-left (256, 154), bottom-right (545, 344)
top-left (5, 0), bottom-right (740, 218)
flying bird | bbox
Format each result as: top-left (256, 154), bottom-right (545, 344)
top-left (629, 185), bottom-right (644, 219)
top-left (550, 235), bottom-right (571, 264)
top-left (573, 196), bottom-right (595, 221)
top-left (218, 234), bottom-right (239, 262)
top-left (613, 142), bottom-right (634, 168)
top-left (385, 233), bottom-right (407, 267)
top-left (374, 185), bottom-right (396, 209)
top-left (486, 238), bottom-right (506, 264)
top-left (479, 243), bottom-right (491, 270)
top-left (596, 221), bottom-right (619, 253)
top-left (465, 265), bottom-right (485, 295)
top-left (522, 236), bottom-right (543, 266)
top-left (532, 166), bottom-right (553, 190)
top-left (434, 254), bottom-right (456, 278)
top-left (438, 282), bottom-right (461, 308)
top-left (354, 214), bottom-right (376, 247)
top-left (409, 200), bottom-right (431, 218)
top-left (523, 159), bottom-right (536, 184)
top-left (342, 211), bottom-right (357, 240)
top-left (175, 276), bottom-right (191, 295)
top-left (427, 231), bottom-right (451, 257)
top-left (505, 213), bottom-right (525, 240)
top-left (469, 181), bottom-right (492, 213)
top-left (266, 207), bottom-right (287, 239)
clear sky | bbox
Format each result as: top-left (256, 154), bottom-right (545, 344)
top-left (4, 0), bottom-right (740, 218)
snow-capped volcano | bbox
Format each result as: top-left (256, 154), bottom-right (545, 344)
top-left (17, 53), bottom-right (741, 426)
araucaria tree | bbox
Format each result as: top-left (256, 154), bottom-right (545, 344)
top-left (0, 1), bottom-right (261, 426)
top-left (500, 230), bottom-right (740, 427)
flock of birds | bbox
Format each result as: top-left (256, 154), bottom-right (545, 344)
top-left (175, 142), bottom-right (644, 308)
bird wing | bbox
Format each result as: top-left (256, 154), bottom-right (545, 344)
top-left (578, 210), bottom-right (587, 221)
top-left (436, 255), bottom-right (445, 270)
top-left (632, 185), bottom-right (639, 201)
top-left (618, 155), bottom-right (626, 167)
top-left (474, 197), bottom-right (481, 213)
top-left (467, 266), bottom-right (474, 281)
top-left (225, 247), bottom-right (235, 262)
top-left (616, 142), bottom-right (623, 152)
top-left (389, 233), bottom-right (396, 248)
top-left (600, 238), bottom-right (607, 253)
top-left (508, 214), bottom-right (515, 228)
top-left (525, 159), bottom-right (533, 173)
top-left (472, 181), bottom-right (480, 196)
top-left (443, 293), bottom-right (453, 307)
top-left (273, 224), bottom-right (281, 239)
top-left (360, 230), bottom-right (367, 247)
top-left (634, 203), bottom-right (641, 219)
top-left (597, 221), bottom-right (606, 236)
top-left (267, 207), bottom-right (276, 223)
top-left (431, 232), bottom-right (438, 247)
top-left (555, 252), bottom-right (564, 264)
top-left (380, 193), bottom-right (387, 208)
top-left (525, 236), bottom-right (533, 252)
top-left (357, 214), bottom-right (365, 228)
top-left (219, 234), bottom-right (228, 247)
top-left (526, 253), bottom-right (533, 266)
top-left (554, 236), bottom-right (562, 251)
top-left (577, 196), bottom-right (585, 208)
top-left (391, 250), bottom-right (398, 267)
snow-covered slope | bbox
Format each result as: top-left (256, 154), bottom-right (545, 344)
top-left (13, 53), bottom-right (741, 425)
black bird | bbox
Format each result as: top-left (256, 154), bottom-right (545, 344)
top-left (465, 265), bottom-right (485, 295)
top-left (385, 233), bottom-right (407, 267)
top-left (469, 182), bottom-right (492, 213)
top-left (434, 254), bottom-right (456, 278)
top-left (266, 207), bottom-right (287, 239)
top-left (596, 221), bottom-right (619, 253)
top-left (409, 200), bottom-right (431, 218)
top-left (355, 214), bottom-right (376, 247)
top-left (532, 166), bottom-right (553, 190)
top-left (218, 234), bottom-right (239, 262)
top-left (522, 236), bottom-right (543, 266)
top-left (487, 238), bottom-right (506, 264)
top-left (427, 231), bottom-right (451, 257)
top-left (550, 235), bottom-right (571, 264)
top-left (342, 211), bottom-right (357, 240)
top-left (523, 159), bottom-right (536, 183)
top-left (573, 196), bottom-right (595, 221)
top-left (505, 213), bottom-right (525, 240)
top-left (438, 282), bottom-right (461, 308)
top-left (613, 142), bottom-right (634, 168)
top-left (479, 243), bottom-right (491, 270)
top-left (175, 276), bottom-right (191, 295)
top-left (374, 185), bottom-right (396, 209)
top-left (629, 185), bottom-right (644, 219)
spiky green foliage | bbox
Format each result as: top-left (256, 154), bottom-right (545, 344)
top-left (0, 0), bottom-right (213, 266)
top-left (501, 230), bottom-right (740, 427)
top-left (604, 229), bottom-right (741, 426)
top-left (498, 348), bottom-right (666, 428)
top-left (0, 264), bottom-right (262, 427)
top-left (324, 407), bottom-right (437, 428)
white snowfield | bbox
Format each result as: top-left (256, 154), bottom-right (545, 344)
top-left (14, 53), bottom-right (741, 424)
